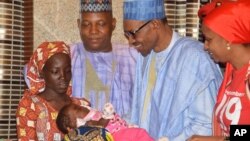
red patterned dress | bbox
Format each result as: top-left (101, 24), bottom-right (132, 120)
top-left (16, 90), bottom-right (89, 141)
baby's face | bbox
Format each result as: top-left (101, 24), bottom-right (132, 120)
top-left (68, 105), bottom-right (90, 128)
top-left (73, 105), bottom-right (89, 118)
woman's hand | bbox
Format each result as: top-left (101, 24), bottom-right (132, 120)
top-left (246, 75), bottom-right (250, 100)
top-left (248, 74), bottom-right (250, 85)
top-left (187, 135), bottom-right (224, 141)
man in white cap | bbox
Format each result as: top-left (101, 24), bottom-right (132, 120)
top-left (123, 0), bottom-right (222, 140)
top-left (70, 0), bottom-right (137, 120)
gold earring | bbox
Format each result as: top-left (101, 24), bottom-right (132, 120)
top-left (226, 43), bottom-right (231, 50)
top-left (216, 2), bottom-right (222, 7)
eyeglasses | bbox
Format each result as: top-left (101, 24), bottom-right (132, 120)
top-left (124, 20), bottom-right (152, 39)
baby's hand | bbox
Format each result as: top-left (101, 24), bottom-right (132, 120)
top-left (102, 103), bottom-right (115, 119)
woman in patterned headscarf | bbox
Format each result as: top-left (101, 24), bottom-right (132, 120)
top-left (16, 41), bottom-right (90, 141)
top-left (189, 0), bottom-right (250, 141)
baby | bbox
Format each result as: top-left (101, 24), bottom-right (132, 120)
top-left (56, 103), bottom-right (127, 134)
top-left (56, 103), bottom-right (153, 141)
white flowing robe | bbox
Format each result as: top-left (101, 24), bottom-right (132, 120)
top-left (130, 32), bottom-right (222, 140)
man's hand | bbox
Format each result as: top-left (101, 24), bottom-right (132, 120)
top-left (186, 135), bottom-right (224, 141)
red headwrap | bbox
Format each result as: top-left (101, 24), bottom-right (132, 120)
top-left (198, 0), bottom-right (224, 18)
top-left (198, 0), bottom-right (249, 18)
top-left (201, 0), bottom-right (250, 43)
top-left (26, 41), bottom-right (71, 94)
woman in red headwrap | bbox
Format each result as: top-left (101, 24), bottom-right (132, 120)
top-left (188, 0), bottom-right (250, 141)
top-left (16, 41), bottom-right (90, 141)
